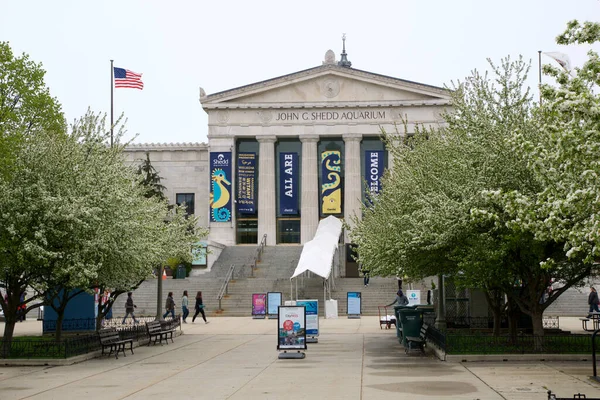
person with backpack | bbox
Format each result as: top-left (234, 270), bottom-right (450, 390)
top-left (163, 292), bottom-right (176, 319)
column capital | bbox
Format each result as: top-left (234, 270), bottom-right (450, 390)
top-left (256, 135), bottom-right (277, 143)
top-left (300, 135), bottom-right (320, 143)
top-left (343, 133), bottom-right (362, 142)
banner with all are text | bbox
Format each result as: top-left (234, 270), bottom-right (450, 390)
top-left (279, 152), bottom-right (298, 215)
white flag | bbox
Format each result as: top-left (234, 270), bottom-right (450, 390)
top-left (543, 52), bottom-right (572, 73)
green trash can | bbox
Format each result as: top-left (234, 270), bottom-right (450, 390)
top-left (397, 309), bottom-right (423, 347)
top-left (394, 305), bottom-right (416, 341)
top-left (176, 264), bottom-right (186, 279)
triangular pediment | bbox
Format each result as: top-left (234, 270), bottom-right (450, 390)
top-left (201, 65), bottom-right (450, 108)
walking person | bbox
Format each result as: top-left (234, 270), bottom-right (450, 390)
top-left (588, 287), bottom-right (600, 318)
top-left (163, 291), bottom-right (176, 319)
top-left (361, 265), bottom-right (370, 287)
top-left (192, 291), bottom-right (209, 324)
top-left (182, 290), bottom-right (189, 323)
top-left (122, 292), bottom-right (138, 324)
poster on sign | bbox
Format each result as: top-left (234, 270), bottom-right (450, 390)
top-left (347, 292), bottom-right (361, 318)
top-left (277, 306), bottom-right (307, 350)
top-left (296, 299), bottom-right (319, 339)
top-left (406, 290), bottom-right (421, 306)
top-left (267, 292), bottom-right (282, 317)
top-left (252, 293), bottom-right (267, 318)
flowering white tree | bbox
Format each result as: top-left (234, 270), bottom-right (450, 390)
top-left (351, 53), bottom-right (593, 339)
top-left (0, 109), bottom-right (206, 347)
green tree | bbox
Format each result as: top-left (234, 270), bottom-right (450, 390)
top-left (351, 55), bottom-right (590, 339)
top-left (137, 152), bottom-right (166, 200)
top-left (0, 109), bottom-right (205, 348)
top-left (0, 41), bottom-right (65, 178)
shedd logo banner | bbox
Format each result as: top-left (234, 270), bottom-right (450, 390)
top-left (210, 152), bottom-right (232, 222)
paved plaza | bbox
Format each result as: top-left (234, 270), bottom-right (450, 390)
top-left (1, 317), bottom-right (600, 399)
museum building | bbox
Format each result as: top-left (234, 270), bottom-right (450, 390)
top-left (124, 47), bottom-right (451, 272)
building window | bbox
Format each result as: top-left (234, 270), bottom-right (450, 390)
top-left (176, 193), bottom-right (195, 216)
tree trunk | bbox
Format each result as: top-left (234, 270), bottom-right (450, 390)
top-left (531, 308), bottom-right (545, 352)
top-left (55, 309), bottom-right (65, 342)
top-left (1, 318), bottom-right (16, 358)
top-left (507, 298), bottom-right (519, 344)
top-left (491, 311), bottom-right (500, 336)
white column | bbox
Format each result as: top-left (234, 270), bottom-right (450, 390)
top-left (300, 135), bottom-right (319, 244)
top-left (343, 134), bottom-right (362, 242)
top-left (257, 136), bottom-right (277, 245)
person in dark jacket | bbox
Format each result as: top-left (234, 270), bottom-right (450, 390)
top-left (192, 291), bottom-right (209, 324)
top-left (163, 292), bottom-right (176, 319)
top-left (386, 290), bottom-right (409, 307)
top-left (588, 287), bottom-right (600, 317)
top-left (122, 292), bottom-right (138, 324)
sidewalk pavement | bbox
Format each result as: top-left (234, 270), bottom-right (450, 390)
top-left (0, 317), bottom-right (598, 400)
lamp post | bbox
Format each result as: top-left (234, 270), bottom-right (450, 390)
top-left (156, 265), bottom-right (164, 320)
top-left (435, 274), bottom-right (446, 330)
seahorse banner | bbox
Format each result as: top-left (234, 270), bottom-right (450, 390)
top-left (237, 152), bottom-right (256, 214)
top-left (365, 151), bottom-right (384, 195)
top-left (279, 152), bottom-right (298, 215)
top-left (210, 152), bottom-right (232, 222)
top-left (321, 150), bottom-right (342, 214)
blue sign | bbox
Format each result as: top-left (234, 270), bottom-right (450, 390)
top-left (347, 292), bottom-right (361, 315)
top-left (297, 299), bottom-right (319, 336)
top-left (365, 150), bottom-right (384, 195)
top-left (279, 152), bottom-right (298, 214)
top-left (210, 152), bottom-right (233, 222)
top-left (237, 152), bottom-right (256, 214)
top-left (267, 292), bottom-right (282, 315)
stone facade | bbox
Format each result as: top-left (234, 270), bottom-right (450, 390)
top-left (124, 55), bottom-right (451, 271)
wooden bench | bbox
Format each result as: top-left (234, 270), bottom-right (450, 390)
top-left (98, 327), bottom-right (134, 359)
top-left (146, 320), bottom-right (176, 346)
top-left (405, 323), bottom-right (428, 354)
top-left (579, 317), bottom-right (591, 331)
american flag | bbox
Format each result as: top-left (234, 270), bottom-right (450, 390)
top-left (113, 67), bottom-right (144, 89)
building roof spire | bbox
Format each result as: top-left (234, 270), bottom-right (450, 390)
top-left (338, 33), bottom-right (352, 68)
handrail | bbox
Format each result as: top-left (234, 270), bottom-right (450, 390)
top-left (250, 234), bottom-right (267, 277)
top-left (217, 264), bottom-right (235, 311)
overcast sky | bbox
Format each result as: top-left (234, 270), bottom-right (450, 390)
top-left (1, 0), bottom-right (598, 144)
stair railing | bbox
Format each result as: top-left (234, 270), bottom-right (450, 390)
top-left (250, 234), bottom-right (267, 277)
top-left (217, 264), bottom-right (235, 311)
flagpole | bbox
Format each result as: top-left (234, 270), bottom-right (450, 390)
top-left (110, 59), bottom-right (114, 148)
top-left (538, 51), bottom-right (542, 106)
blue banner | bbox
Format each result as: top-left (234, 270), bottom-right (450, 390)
top-left (210, 152), bottom-right (232, 222)
top-left (279, 152), bottom-right (299, 215)
top-left (347, 292), bottom-right (361, 315)
top-left (321, 150), bottom-right (342, 214)
top-left (237, 152), bottom-right (256, 214)
top-left (267, 292), bottom-right (282, 315)
top-left (365, 150), bottom-right (384, 195)
top-left (297, 299), bottom-right (319, 336)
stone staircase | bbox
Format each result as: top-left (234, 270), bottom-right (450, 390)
top-left (545, 284), bottom-right (598, 317)
top-left (113, 243), bottom-right (592, 319)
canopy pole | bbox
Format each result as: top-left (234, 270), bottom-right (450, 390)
top-left (290, 279), bottom-right (293, 302)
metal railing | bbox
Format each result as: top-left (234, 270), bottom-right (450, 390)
top-left (217, 264), bottom-right (236, 311)
top-left (250, 234), bottom-right (267, 277)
